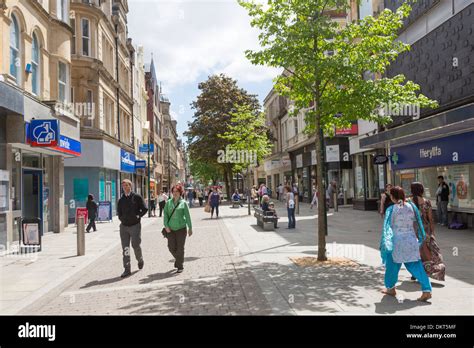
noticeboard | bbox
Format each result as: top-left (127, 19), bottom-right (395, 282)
top-left (97, 201), bottom-right (112, 222)
top-left (22, 219), bottom-right (41, 246)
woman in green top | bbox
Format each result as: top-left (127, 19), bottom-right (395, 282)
top-left (164, 184), bottom-right (193, 273)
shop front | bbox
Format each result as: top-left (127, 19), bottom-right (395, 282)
top-left (263, 155), bottom-right (291, 196)
top-left (0, 82), bottom-right (81, 247)
top-left (290, 138), bottom-right (353, 203)
top-left (391, 131), bottom-right (474, 224)
top-left (64, 139), bottom-right (121, 222)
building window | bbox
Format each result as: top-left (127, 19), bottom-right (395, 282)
top-left (58, 62), bottom-right (68, 103)
top-left (57, 0), bottom-right (69, 23)
top-left (71, 18), bottom-right (76, 54)
top-left (83, 89), bottom-right (93, 127)
top-left (81, 18), bottom-right (90, 56)
top-left (294, 119), bottom-right (298, 136)
top-left (9, 14), bottom-right (20, 84)
top-left (32, 33), bottom-right (40, 96)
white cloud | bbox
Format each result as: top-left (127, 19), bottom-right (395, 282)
top-left (128, 0), bottom-right (279, 90)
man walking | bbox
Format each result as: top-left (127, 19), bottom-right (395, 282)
top-left (436, 175), bottom-right (449, 226)
top-left (117, 179), bottom-right (148, 278)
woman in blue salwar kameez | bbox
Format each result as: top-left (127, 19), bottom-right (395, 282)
top-left (380, 186), bottom-right (432, 302)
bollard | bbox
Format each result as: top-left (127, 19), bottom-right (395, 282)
top-left (64, 205), bottom-right (69, 228)
top-left (333, 192), bottom-right (338, 212)
top-left (343, 191), bottom-right (347, 206)
top-left (77, 216), bottom-right (85, 256)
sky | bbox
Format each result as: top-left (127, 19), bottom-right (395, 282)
top-left (127, 0), bottom-right (281, 139)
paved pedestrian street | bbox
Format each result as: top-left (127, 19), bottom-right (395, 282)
top-left (2, 202), bottom-right (471, 316)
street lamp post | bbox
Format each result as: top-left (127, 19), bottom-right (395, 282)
top-left (147, 133), bottom-right (151, 217)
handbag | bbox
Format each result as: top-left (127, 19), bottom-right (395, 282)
top-left (204, 204), bottom-right (211, 213)
top-left (162, 200), bottom-right (180, 238)
top-left (420, 238), bottom-right (432, 262)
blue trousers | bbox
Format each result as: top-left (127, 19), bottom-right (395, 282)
top-left (384, 254), bottom-right (432, 292)
top-left (287, 208), bottom-right (296, 228)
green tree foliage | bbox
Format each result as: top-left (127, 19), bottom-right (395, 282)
top-left (239, 0), bottom-right (438, 260)
top-left (185, 74), bottom-right (262, 197)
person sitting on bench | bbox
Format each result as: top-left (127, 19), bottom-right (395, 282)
top-left (261, 196), bottom-right (279, 229)
top-left (232, 190), bottom-right (244, 207)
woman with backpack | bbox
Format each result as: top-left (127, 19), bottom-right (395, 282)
top-left (284, 185), bottom-right (296, 229)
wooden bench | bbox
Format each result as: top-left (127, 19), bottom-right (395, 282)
top-left (232, 200), bottom-right (242, 208)
top-left (254, 207), bottom-right (278, 231)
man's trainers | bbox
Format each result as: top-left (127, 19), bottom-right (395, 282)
top-left (176, 268), bottom-right (184, 273)
top-left (138, 259), bottom-right (144, 270)
top-left (121, 270), bottom-right (131, 278)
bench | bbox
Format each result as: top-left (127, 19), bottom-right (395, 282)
top-left (232, 200), bottom-right (242, 208)
top-left (254, 207), bottom-right (279, 231)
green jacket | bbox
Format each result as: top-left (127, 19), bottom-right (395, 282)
top-left (164, 198), bottom-right (192, 231)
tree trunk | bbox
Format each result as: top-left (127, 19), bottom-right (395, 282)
top-left (228, 165), bottom-right (234, 201)
top-left (315, 109), bottom-right (327, 261)
top-left (223, 166), bottom-right (231, 202)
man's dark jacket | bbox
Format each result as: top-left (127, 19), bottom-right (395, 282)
top-left (117, 192), bottom-right (148, 226)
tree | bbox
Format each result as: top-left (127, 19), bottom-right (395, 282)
top-left (189, 158), bottom-right (222, 185)
top-left (219, 104), bottom-right (273, 194)
top-left (185, 74), bottom-right (261, 199)
top-left (239, 0), bottom-right (438, 260)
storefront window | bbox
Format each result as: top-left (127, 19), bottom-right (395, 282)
top-left (11, 149), bottom-right (21, 211)
top-left (395, 164), bottom-right (473, 210)
top-left (354, 154), bottom-right (365, 199)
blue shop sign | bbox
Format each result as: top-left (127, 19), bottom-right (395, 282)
top-left (391, 132), bottom-right (474, 170)
top-left (120, 149), bottom-right (136, 173)
top-left (29, 119), bottom-right (59, 147)
top-left (135, 160), bottom-right (146, 169)
top-left (139, 143), bottom-right (154, 153)
top-left (26, 122), bottom-right (81, 157)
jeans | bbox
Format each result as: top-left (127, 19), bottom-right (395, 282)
top-left (167, 228), bottom-right (187, 269)
top-left (211, 205), bottom-right (219, 217)
top-left (437, 200), bottom-right (448, 225)
top-left (120, 223), bottom-right (143, 271)
top-left (384, 253), bottom-right (432, 292)
top-left (287, 208), bottom-right (296, 228)
top-left (159, 201), bottom-right (166, 217)
top-left (188, 198), bottom-right (193, 207)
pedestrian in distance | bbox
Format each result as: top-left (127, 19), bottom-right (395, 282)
top-left (86, 194), bottom-right (98, 232)
top-left (187, 189), bottom-right (194, 208)
top-left (380, 186), bottom-right (432, 302)
top-left (197, 189), bottom-right (204, 207)
top-left (117, 179), bottom-right (148, 278)
top-left (163, 184), bottom-right (193, 273)
top-left (158, 191), bottom-right (168, 217)
top-left (209, 187), bottom-right (221, 219)
top-left (278, 183), bottom-right (284, 202)
top-left (149, 192), bottom-right (157, 217)
top-left (436, 175), bottom-right (449, 226)
top-left (411, 182), bottom-right (446, 281)
top-left (310, 188), bottom-right (318, 210)
top-left (379, 184), bottom-right (394, 219)
top-left (284, 185), bottom-right (296, 229)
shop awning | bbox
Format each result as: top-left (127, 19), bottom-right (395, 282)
top-left (360, 103), bottom-right (474, 149)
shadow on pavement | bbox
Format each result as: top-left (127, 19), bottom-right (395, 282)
top-left (139, 270), bottom-right (177, 284)
top-left (80, 270), bottom-right (139, 289)
top-left (374, 295), bottom-right (431, 314)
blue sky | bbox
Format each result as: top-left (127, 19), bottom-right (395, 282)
top-left (127, 0), bottom-right (281, 139)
